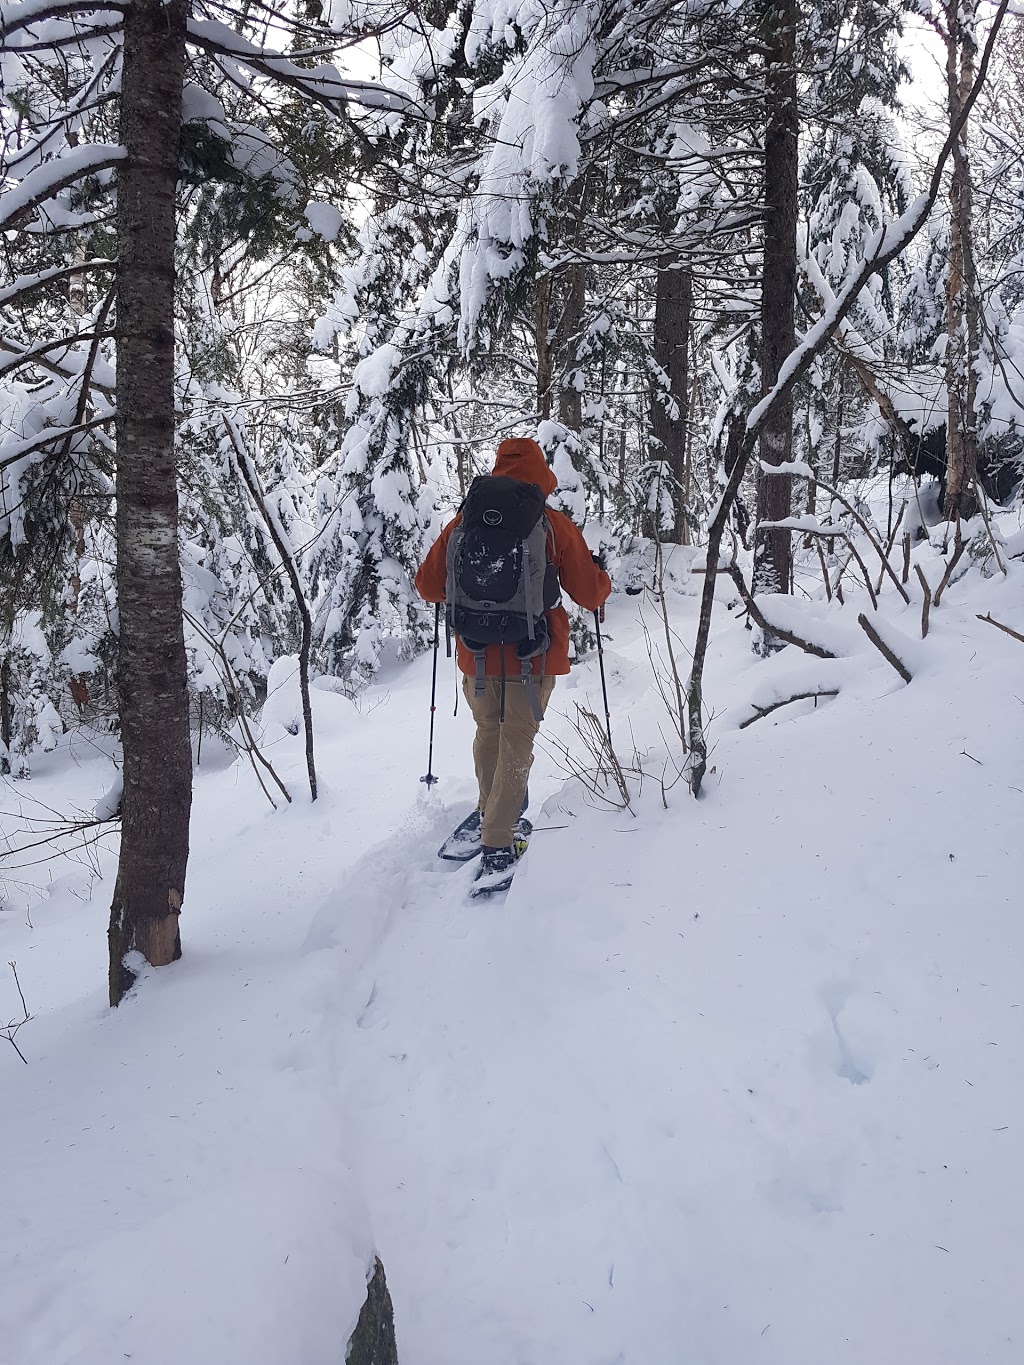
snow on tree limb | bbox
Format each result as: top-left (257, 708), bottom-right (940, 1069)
top-left (0, 145), bottom-right (124, 231)
top-left (0, 259), bottom-right (115, 309)
top-left (3, 50), bottom-right (120, 182)
top-left (0, 331), bottom-right (112, 385)
top-left (0, 0), bottom-right (124, 41)
top-left (0, 414), bottom-right (114, 474)
top-left (185, 19), bottom-right (419, 116)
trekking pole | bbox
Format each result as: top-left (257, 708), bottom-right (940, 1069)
top-left (420, 602), bottom-right (441, 787)
top-left (593, 609), bottom-right (613, 756)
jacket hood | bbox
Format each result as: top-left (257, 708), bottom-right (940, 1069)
top-left (492, 438), bottom-right (558, 497)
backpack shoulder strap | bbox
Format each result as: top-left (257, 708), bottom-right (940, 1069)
top-left (544, 514), bottom-right (557, 565)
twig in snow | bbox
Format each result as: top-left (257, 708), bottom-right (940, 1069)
top-left (2, 962), bottom-right (32, 1065)
top-left (915, 565), bottom-right (932, 639)
top-left (738, 691), bottom-right (839, 729)
top-left (977, 613), bottom-right (1024, 645)
top-left (857, 614), bottom-right (913, 684)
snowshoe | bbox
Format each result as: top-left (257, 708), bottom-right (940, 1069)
top-left (438, 810), bottom-right (531, 862)
top-left (469, 834), bottom-right (528, 898)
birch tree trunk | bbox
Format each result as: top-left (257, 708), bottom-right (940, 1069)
top-left (753, 0), bottom-right (798, 601)
top-left (108, 0), bottom-right (192, 1007)
top-left (943, 0), bottom-right (981, 520)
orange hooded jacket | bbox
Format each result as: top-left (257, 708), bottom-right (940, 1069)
top-left (415, 438), bottom-right (611, 677)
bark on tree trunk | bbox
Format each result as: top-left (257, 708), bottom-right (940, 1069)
top-left (0, 652), bottom-right (12, 761)
top-left (753, 0), bottom-right (798, 602)
top-left (556, 263), bottom-right (585, 434)
top-left (535, 273), bottom-right (553, 423)
top-left (108, 0), bottom-right (192, 1007)
top-left (650, 259), bottom-right (692, 544)
top-left (943, 0), bottom-right (980, 520)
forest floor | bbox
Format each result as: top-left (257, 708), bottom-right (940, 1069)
top-left (2, 505), bottom-right (1023, 1365)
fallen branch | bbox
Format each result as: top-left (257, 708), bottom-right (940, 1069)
top-left (725, 562), bottom-right (837, 658)
top-left (977, 613), bottom-right (1024, 645)
top-left (738, 690), bottom-right (839, 730)
top-left (858, 613), bottom-right (913, 683)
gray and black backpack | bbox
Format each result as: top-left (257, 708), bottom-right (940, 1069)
top-left (445, 475), bottom-right (561, 717)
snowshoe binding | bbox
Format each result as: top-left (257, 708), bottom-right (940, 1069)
top-left (438, 808), bottom-right (531, 862)
top-left (469, 834), bottom-right (528, 898)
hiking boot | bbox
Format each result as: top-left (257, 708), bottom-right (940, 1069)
top-left (471, 835), bottom-right (528, 896)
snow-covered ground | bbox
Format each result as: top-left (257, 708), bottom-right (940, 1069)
top-left (2, 516), bottom-right (1023, 1365)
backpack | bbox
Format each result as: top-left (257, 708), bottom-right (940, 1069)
top-left (445, 475), bottom-right (561, 715)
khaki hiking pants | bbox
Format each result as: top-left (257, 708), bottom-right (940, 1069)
top-left (463, 675), bottom-right (556, 849)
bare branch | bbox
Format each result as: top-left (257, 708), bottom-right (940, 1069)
top-left (739, 690), bottom-right (839, 729)
top-left (857, 614), bottom-right (913, 683)
top-left (977, 613), bottom-right (1024, 644)
top-left (724, 562), bottom-right (837, 658)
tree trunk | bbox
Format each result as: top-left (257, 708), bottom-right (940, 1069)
top-left (943, 0), bottom-right (980, 520)
top-left (108, 0), bottom-right (192, 1007)
top-left (753, 0), bottom-right (798, 601)
top-left (535, 273), bottom-right (553, 423)
top-left (346, 1258), bottom-right (399, 1365)
top-left (556, 263), bottom-right (585, 434)
top-left (650, 259), bottom-right (692, 543)
top-left (0, 652), bottom-right (12, 764)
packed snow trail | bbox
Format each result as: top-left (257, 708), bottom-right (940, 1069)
top-left (2, 540), bottom-right (1023, 1364)
top-left (323, 596), bottom-right (1023, 1365)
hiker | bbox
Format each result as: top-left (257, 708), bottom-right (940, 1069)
top-left (415, 436), bottom-right (611, 893)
